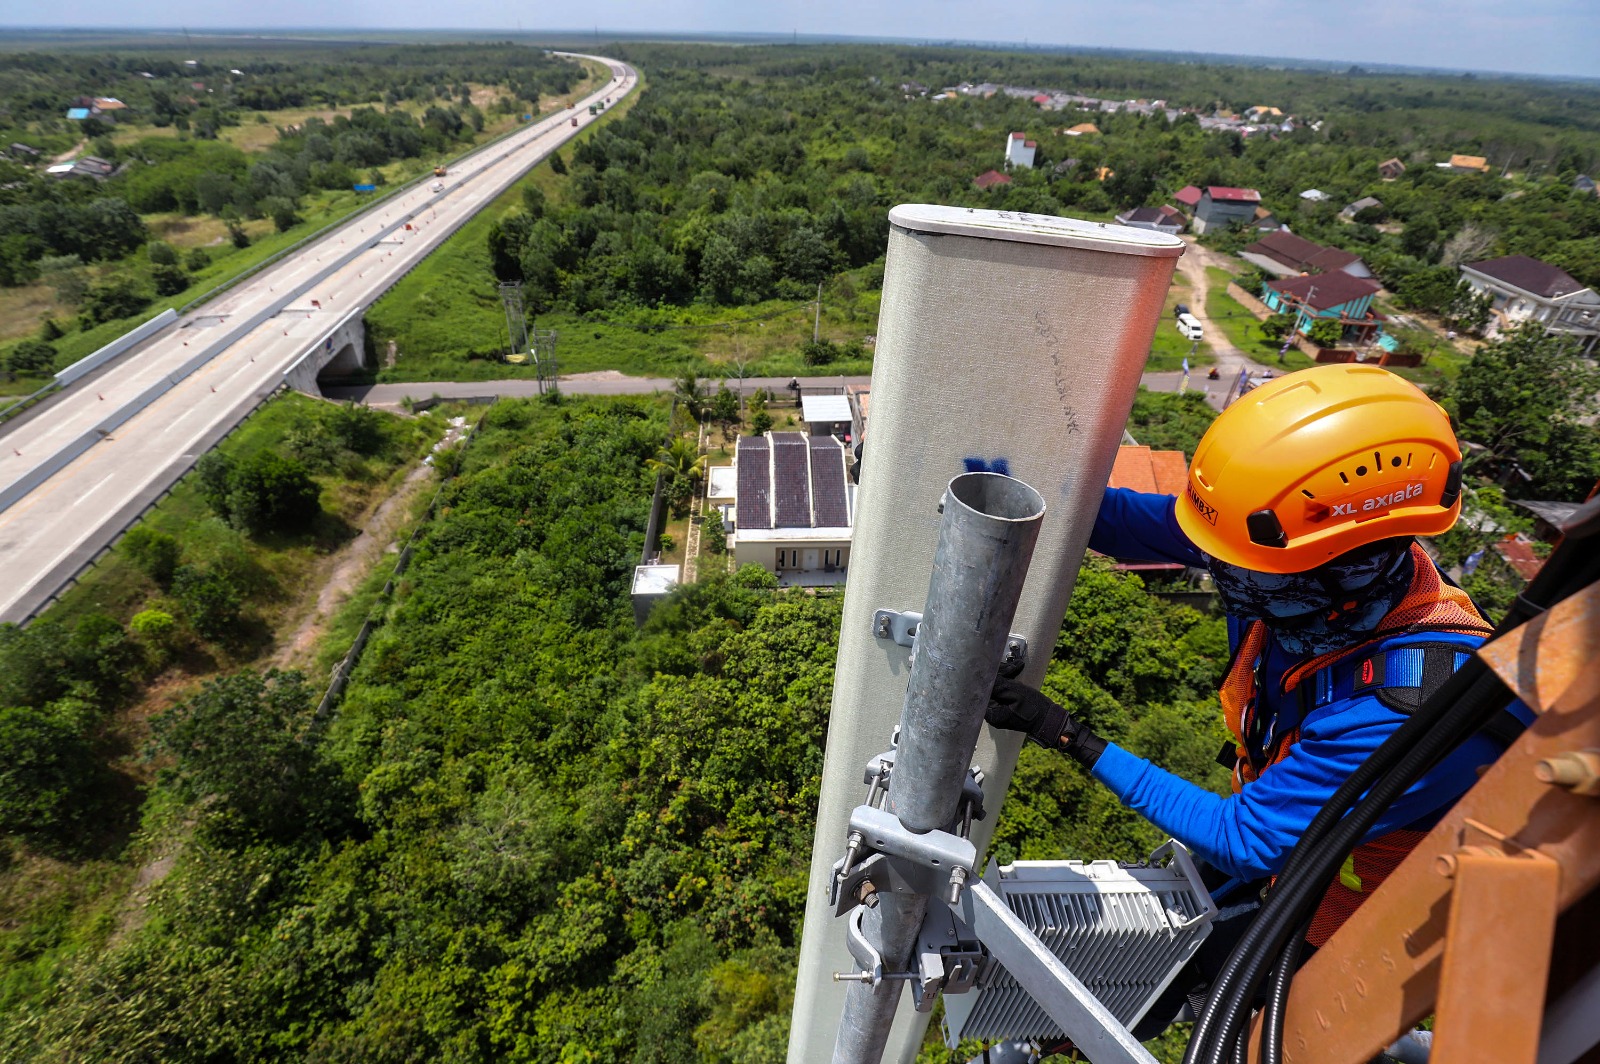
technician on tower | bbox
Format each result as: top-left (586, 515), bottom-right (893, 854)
top-left (984, 364), bottom-right (1529, 1033)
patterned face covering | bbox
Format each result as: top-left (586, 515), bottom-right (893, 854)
top-left (1208, 538), bottom-right (1416, 656)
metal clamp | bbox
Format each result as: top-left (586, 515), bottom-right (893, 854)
top-left (1148, 840), bottom-right (1221, 932)
top-left (832, 896), bottom-right (986, 1010)
top-left (871, 609), bottom-right (1028, 677)
top-left (831, 752), bottom-right (988, 915)
top-left (909, 904), bottom-right (986, 1011)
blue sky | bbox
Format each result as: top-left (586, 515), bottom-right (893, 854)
top-left (4, 0), bottom-right (1597, 80)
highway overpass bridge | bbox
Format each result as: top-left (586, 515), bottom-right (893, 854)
top-left (0, 54), bottom-right (637, 625)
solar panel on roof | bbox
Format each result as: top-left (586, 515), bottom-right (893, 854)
top-left (772, 434), bottom-right (812, 528)
top-left (737, 438), bottom-right (772, 530)
top-left (809, 437), bottom-right (849, 527)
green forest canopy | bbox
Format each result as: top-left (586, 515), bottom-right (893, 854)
top-left (0, 395), bottom-right (1230, 1061)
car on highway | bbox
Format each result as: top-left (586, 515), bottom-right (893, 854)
top-left (431, 182), bottom-right (445, 193)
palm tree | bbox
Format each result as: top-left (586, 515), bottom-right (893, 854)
top-left (647, 436), bottom-right (707, 486)
top-left (673, 373), bottom-right (707, 423)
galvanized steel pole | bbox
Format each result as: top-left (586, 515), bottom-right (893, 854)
top-left (832, 471), bottom-right (1046, 1064)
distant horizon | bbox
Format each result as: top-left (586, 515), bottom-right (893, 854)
top-left (1, 0), bottom-right (1596, 83)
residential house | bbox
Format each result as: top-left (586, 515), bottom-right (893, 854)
top-left (1095, 166), bottom-right (1116, 182)
top-left (1298, 188), bottom-right (1329, 202)
top-left (1378, 158), bottom-right (1407, 180)
top-left (630, 564), bottom-right (680, 625)
top-left (1240, 230), bottom-right (1373, 279)
top-left (8, 143), bottom-right (41, 162)
top-left (1492, 535), bottom-right (1545, 583)
top-left (65, 107), bottom-right (91, 121)
top-left (1574, 175), bottom-right (1598, 197)
top-left (1101, 445), bottom-right (1193, 577)
top-left (45, 155), bottom-right (115, 181)
top-left (800, 393), bottom-right (853, 440)
top-left (1063, 122), bottom-right (1100, 136)
top-left (845, 386), bottom-right (869, 446)
top-left (1443, 154), bottom-right (1491, 174)
top-left (973, 169), bottom-right (1012, 190)
top-left (1459, 255), bottom-right (1600, 354)
top-left (1252, 207), bottom-right (1283, 232)
top-left (1245, 105), bottom-right (1284, 121)
top-left (1192, 186), bottom-right (1262, 234)
top-left (1340, 196), bottom-right (1383, 221)
top-left (727, 433), bottom-right (853, 585)
top-left (1262, 272), bottom-right (1388, 348)
top-left (1052, 158), bottom-right (1080, 176)
top-left (1004, 132), bottom-right (1037, 169)
top-left (1509, 499), bottom-right (1581, 544)
top-left (1031, 93), bottom-right (1052, 107)
top-left (1115, 206), bottom-right (1186, 236)
top-left (1174, 185), bottom-right (1203, 212)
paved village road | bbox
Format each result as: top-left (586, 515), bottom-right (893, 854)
top-left (329, 364), bottom-right (1237, 411)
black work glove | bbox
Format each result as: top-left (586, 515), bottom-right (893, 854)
top-left (986, 677), bottom-right (1106, 769)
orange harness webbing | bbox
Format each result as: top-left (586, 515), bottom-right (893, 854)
top-left (1217, 544), bottom-right (1490, 946)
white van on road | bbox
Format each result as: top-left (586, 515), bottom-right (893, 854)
top-left (1176, 313), bottom-right (1204, 342)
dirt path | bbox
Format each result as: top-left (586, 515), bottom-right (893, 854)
top-left (51, 137), bottom-right (87, 163)
top-left (1176, 240), bottom-right (1273, 378)
top-left (273, 460), bottom-right (438, 670)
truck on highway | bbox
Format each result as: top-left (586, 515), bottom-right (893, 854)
top-left (433, 166), bottom-right (448, 177)
top-left (571, 116), bottom-right (579, 127)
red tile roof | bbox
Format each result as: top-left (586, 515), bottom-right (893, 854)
top-left (1493, 533), bottom-right (1544, 582)
top-left (1109, 445), bottom-right (1189, 496)
top-left (1175, 185), bottom-right (1202, 207)
top-left (973, 169), bottom-right (1012, 189)
top-left (1266, 271), bottom-right (1381, 311)
top-left (1206, 186), bottom-right (1261, 203)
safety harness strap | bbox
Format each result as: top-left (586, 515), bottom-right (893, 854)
top-left (1298, 640), bottom-right (1525, 748)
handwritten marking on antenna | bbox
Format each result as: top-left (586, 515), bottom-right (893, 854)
top-left (1032, 310), bottom-right (1080, 434)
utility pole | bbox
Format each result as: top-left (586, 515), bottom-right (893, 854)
top-left (814, 281), bottom-right (824, 344)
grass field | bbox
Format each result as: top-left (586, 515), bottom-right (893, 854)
top-left (1204, 266), bottom-right (1315, 370)
top-left (361, 71), bottom-right (885, 383)
top-left (1148, 271), bottom-right (1214, 372)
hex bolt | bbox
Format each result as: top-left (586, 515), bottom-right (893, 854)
top-left (876, 615), bottom-right (892, 639)
top-left (834, 972), bottom-right (874, 983)
top-left (1534, 750), bottom-right (1600, 797)
top-left (855, 879), bottom-right (880, 907)
top-left (840, 831), bottom-right (864, 879)
top-left (947, 867), bottom-right (969, 905)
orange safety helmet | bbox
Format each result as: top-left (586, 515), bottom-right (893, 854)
top-left (1174, 365), bottom-right (1463, 574)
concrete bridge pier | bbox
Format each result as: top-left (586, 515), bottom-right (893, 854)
top-left (284, 313), bottom-right (368, 395)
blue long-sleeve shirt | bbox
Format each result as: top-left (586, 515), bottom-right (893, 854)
top-left (1084, 488), bottom-right (1528, 883)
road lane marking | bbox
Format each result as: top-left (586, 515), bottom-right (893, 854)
top-left (73, 471), bottom-right (117, 507)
